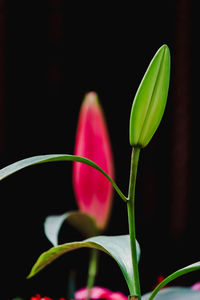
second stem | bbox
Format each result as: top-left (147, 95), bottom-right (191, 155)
top-left (86, 248), bottom-right (99, 300)
top-left (127, 147), bottom-right (141, 300)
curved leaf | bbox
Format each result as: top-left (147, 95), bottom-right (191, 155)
top-left (44, 211), bottom-right (99, 246)
top-left (27, 234), bottom-right (140, 295)
top-left (44, 213), bottom-right (67, 247)
top-left (148, 262), bottom-right (200, 300)
top-left (142, 287), bottom-right (200, 300)
top-left (0, 154), bottom-right (127, 202)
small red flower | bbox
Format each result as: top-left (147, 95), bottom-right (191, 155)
top-left (31, 295), bottom-right (42, 300)
top-left (152, 275), bottom-right (166, 290)
top-left (157, 275), bottom-right (165, 285)
top-left (30, 295), bottom-right (66, 300)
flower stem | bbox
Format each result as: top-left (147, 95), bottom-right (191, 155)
top-left (127, 147), bottom-right (141, 300)
top-left (86, 248), bottom-right (99, 300)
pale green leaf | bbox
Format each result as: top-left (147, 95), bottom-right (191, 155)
top-left (44, 213), bottom-right (67, 246)
top-left (142, 287), bottom-right (200, 300)
top-left (27, 234), bottom-right (140, 295)
top-left (44, 211), bottom-right (99, 246)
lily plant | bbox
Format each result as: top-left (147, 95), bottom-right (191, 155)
top-left (1, 45), bottom-right (200, 300)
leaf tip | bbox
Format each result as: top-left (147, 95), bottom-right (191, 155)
top-left (26, 272), bottom-right (33, 280)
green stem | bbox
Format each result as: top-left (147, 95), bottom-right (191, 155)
top-left (86, 248), bottom-right (99, 300)
top-left (127, 147), bottom-right (141, 300)
top-left (67, 270), bottom-right (76, 299)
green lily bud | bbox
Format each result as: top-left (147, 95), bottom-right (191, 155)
top-left (129, 44), bottom-right (170, 148)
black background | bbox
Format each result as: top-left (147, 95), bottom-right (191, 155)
top-left (0, 1), bottom-right (200, 299)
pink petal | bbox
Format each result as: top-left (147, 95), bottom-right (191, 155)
top-left (74, 286), bottom-right (110, 299)
top-left (74, 287), bottom-right (128, 300)
top-left (73, 92), bottom-right (114, 230)
top-left (191, 282), bottom-right (200, 291)
top-left (107, 292), bottom-right (128, 300)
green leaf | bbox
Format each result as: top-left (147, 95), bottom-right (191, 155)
top-left (0, 154), bottom-right (127, 202)
top-left (44, 213), bottom-right (67, 246)
top-left (44, 211), bottom-right (99, 246)
top-left (148, 261), bottom-right (200, 300)
top-left (27, 234), bottom-right (140, 295)
top-left (129, 44), bottom-right (170, 148)
top-left (142, 287), bottom-right (200, 300)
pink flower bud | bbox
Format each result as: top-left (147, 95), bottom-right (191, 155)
top-left (73, 92), bottom-right (114, 230)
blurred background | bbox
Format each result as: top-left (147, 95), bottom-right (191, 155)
top-left (0, 0), bottom-right (199, 299)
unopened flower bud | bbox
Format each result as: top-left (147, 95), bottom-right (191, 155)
top-left (129, 45), bottom-right (170, 148)
top-left (73, 92), bottom-right (114, 230)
